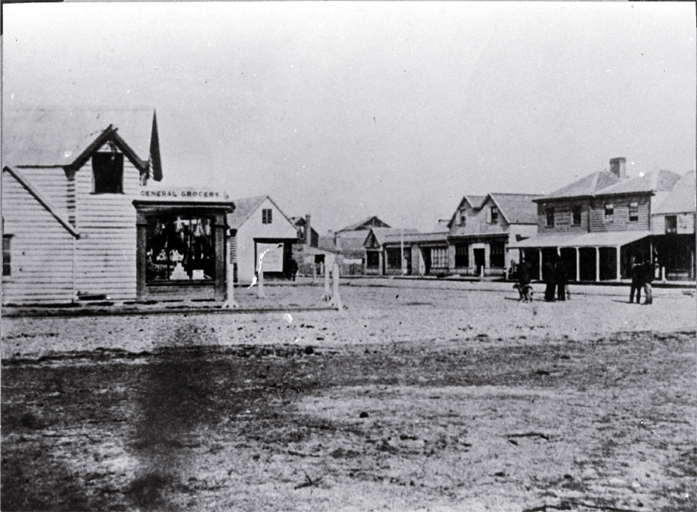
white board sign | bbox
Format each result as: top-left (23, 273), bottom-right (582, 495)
top-left (256, 243), bottom-right (284, 272)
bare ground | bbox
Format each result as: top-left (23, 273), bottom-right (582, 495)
top-left (2, 282), bottom-right (695, 511)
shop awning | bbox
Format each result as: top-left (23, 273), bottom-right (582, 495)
top-left (511, 231), bottom-right (651, 249)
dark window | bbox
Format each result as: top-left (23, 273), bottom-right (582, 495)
top-left (92, 151), bottom-right (124, 194)
top-left (262, 209), bottom-right (273, 224)
top-left (546, 208), bottom-right (555, 227)
top-left (490, 207), bottom-right (499, 224)
top-left (366, 251), bottom-right (380, 269)
top-left (3, 235), bottom-right (11, 277)
top-left (604, 204), bottom-right (614, 222)
top-left (572, 206), bottom-right (582, 226)
top-left (665, 215), bottom-right (677, 234)
top-left (145, 215), bottom-right (216, 282)
top-left (459, 211), bottom-right (466, 226)
top-left (455, 244), bottom-right (469, 268)
top-left (629, 202), bottom-right (639, 222)
top-left (430, 247), bottom-right (448, 268)
top-left (386, 248), bottom-right (402, 269)
top-left (490, 242), bottom-right (505, 268)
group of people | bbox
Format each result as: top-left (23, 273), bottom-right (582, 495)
top-left (542, 256), bottom-right (569, 302)
top-left (629, 259), bottom-right (654, 305)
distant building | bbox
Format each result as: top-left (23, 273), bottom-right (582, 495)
top-left (291, 215), bottom-right (340, 274)
top-left (651, 171), bottom-right (696, 280)
top-left (333, 215), bottom-right (391, 268)
top-left (446, 193), bottom-right (539, 277)
top-left (511, 157), bottom-right (685, 281)
top-left (227, 196), bottom-right (298, 285)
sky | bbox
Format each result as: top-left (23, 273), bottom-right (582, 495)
top-left (3, 2), bottom-right (695, 233)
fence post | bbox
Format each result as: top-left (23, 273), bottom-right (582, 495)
top-left (321, 261), bottom-right (332, 301)
top-left (312, 262), bottom-right (316, 284)
top-left (222, 241), bottom-right (239, 309)
top-left (332, 262), bottom-right (343, 310)
top-left (257, 267), bottom-right (266, 299)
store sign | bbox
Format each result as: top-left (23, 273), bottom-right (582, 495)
top-left (678, 214), bottom-right (694, 234)
top-left (139, 189), bottom-right (230, 201)
top-left (257, 243), bottom-right (284, 272)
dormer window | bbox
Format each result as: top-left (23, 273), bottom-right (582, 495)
top-left (92, 151), bottom-right (124, 194)
top-left (459, 211), bottom-right (466, 226)
top-left (489, 207), bottom-right (499, 224)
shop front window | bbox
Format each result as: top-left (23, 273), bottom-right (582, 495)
top-left (146, 215), bottom-right (216, 282)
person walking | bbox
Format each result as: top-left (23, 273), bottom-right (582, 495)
top-left (629, 259), bottom-right (643, 304)
top-left (543, 255), bottom-right (556, 302)
top-left (288, 258), bottom-right (299, 282)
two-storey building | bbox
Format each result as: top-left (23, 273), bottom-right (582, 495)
top-left (446, 193), bottom-right (539, 277)
top-left (512, 157), bottom-right (683, 281)
top-left (651, 171), bottom-right (696, 280)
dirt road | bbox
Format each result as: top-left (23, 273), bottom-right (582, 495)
top-left (2, 283), bottom-right (695, 511)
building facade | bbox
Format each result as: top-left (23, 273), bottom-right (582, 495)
top-left (227, 196), bottom-right (298, 285)
top-left (512, 157), bottom-right (688, 281)
top-left (2, 108), bottom-right (235, 305)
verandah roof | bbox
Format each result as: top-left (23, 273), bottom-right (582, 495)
top-left (510, 231), bottom-right (652, 249)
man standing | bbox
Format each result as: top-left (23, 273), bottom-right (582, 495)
top-left (543, 255), bottom-right (556, 302)
top-left (555, 258), bottom-right (568, 301)
top-left (629, 258), bottom-right (643, 304)
top-left (642, 260), bottom-right (654, 305)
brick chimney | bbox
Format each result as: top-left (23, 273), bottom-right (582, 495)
top-left (609, 157), bottom-right (627, 179)
top-left (304, 214), bottom-right (312, 245)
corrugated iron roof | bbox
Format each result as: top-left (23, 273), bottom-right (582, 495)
top-left (541, 170), bottom-right (620, 200)
top-left (3, 107), bottom-right (156, 169)
top-left (510, 231), bottom-right (651, 249)
top-left (489, 193), bottom-right (540, 224)
top-left (596, 169), bottom-right (682, 197)
top-left (384, 232), bottom-right (448, 245)
top-left (369, 227), bottom-right (419, 246)
top-left (337, 215), bottom-right (391, 233)
top-left (227, 195), bottom-right (295, 231)
top-left (653, 171), bottom-right (696, 215)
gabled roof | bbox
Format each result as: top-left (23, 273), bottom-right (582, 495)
top-left (447, 195), bottom-right (488, 228)
top-left (489, 193), bottom-right (540, 224)
top-left (227, 195), bottom-right (295, 230)
top-left (337, 215), bottom-right (390, 233)
top-left (3, 107), bottom-right (161, 179)
top-left (317, 235), bottom-right (341, 254)
top-left (653, 171), bottom-right (696, 215)
top-left (463, 195), bottom-right (488, 209)
top-left (3, 166), bottom-right (79, 238)
top-left (595, 169), bottom-right (682, 197)
top-left (368, 227), bottom-right (419, 246)
top-left (539, 170), bottom-right (620, 201)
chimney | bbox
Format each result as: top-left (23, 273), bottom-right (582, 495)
top-left (304, 214), bottom-right (312, 245)
top-left (609, 157), bottom-right (627, 179)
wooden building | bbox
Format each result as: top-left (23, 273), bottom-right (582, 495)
top-left (651, 171), bottom-right (696, 280)
top-left (227, 196), bottom-right (298, 285)
top-left (511, 157), bottom-right (684, 281)
top-left (446, 193), bottom-right (539, 277)
top-left (2, 108), bottom-right (234, 305)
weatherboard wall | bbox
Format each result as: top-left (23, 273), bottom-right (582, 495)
top-left (73, 149), bottom-right (139, 300)
top-left (2, 170), bottom-right (76, 305)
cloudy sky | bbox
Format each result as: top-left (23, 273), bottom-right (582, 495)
top-left (3, 2), bottom-right (695, 232)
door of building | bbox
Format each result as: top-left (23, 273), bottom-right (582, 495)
top-left (474, 248), bottom-right (485, 276)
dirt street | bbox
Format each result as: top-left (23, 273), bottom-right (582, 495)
top-left (2, 282), bottom-right (695, 511)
